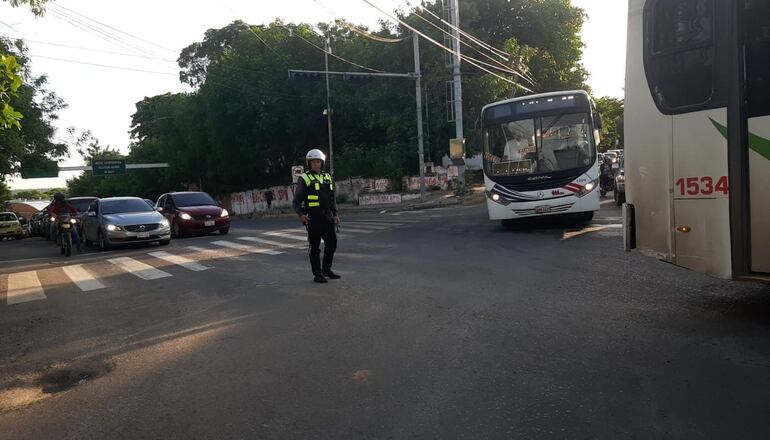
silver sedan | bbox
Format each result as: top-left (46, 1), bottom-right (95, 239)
top-left (82, 197), bottom-right (171, 250)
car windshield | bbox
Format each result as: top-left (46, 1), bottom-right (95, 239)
top-left (483, 112), bottom-right (596, 177)
top-left (101, 199), bottom-right (155, 215)
top-left (68, 199), bottom-right (94, 212)
top-left (0, 213), bottom-right (17, 222)
top-left (172, 193), bottom-right (216, 207)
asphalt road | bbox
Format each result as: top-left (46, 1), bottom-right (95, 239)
top-left (0, 199), bottom-right (768, 440)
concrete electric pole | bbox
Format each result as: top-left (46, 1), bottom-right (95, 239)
top-left (449, 0), bottom-right (465, 190)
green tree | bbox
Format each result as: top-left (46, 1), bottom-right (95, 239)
top-left (0, 38), bottom-right (68, 179)
top-left (122, 0), bottom-right (588, 195)
top-left (0, 54), bottom-right (23, 130)
top-left (0, 179), bottom-right (11, 203)
top-left (13, 189), bottom-right (45, 199)
top-left (2, 0), bottom-right (48, 16)
top-left (595, 97), bottom-right (624, 152)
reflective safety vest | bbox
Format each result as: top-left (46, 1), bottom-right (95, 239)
top-left (300, 172), bottom-right (334, 209)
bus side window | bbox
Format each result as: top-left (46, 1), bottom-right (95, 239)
top-left (644, 0), bottom-right (717, 113)
top-left (746, 0), bottom-right (770, 118)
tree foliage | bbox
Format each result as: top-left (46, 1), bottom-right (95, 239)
top-left (69, 0), bottom-right (589, 199)
top-left (595, 97), bottom-right (624, 152)
top-left (2, 0), bottom-right (48, 16)
top-left (0, 38), bottom-right (68, 179)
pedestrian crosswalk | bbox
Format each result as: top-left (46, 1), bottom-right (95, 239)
top-left (0, 217), bottom-right (425, 306)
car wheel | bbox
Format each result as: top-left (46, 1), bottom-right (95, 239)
top-left (219, 228), bottom-right (229, 235)
top-left (98, 229), bottom-right (111, 251)
top-left (171, 221), bottom-right (181, 238)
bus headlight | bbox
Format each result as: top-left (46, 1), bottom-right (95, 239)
top-left (487, 190), bottom-right (511, 206)
top-left (575, 179), bottom-right (599, 198)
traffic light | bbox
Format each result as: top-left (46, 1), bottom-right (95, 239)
top-left (288, 71), bottom-right (323, 81)
top-left (343, 73), bottom-right (374, 84)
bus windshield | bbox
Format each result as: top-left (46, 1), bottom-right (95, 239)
top-left (483, 112), bottom-right (596, 177)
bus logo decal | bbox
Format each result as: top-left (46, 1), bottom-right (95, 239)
top-left (709, 118), bottom-right (770, 162)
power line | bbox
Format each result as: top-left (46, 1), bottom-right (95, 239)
top-left (1, 36), bottom-right (173, 61)
top-left (409, 9), bottom-right (535, 84)
top-left (30, 54), bottom-right (178, 75)
top-left (418, 6), bottom-right (510, 59)
top-left (47, 9), bottom-right (175, 66)
top-left (358, 0), bottom-right (533, 92)
top-left (311, 0), bottom-right (408, 43)
top-left (288, 27), bottom-right (384, 73)
top-left (50, 3), bottom-right (177, 55)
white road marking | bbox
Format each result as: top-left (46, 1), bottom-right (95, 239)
top-left (212, 240), bottom-right (283, 255)
top-left (6, 271), bottom-right (46, 304)
top-left (562, 226), bottom-right (615, 241)
top-left (236, 237), bottom-right (305, 249)
top-left (62, 264), bottom-right (105, 291)
top-left (261, 231), bottom-right (309, 242)
top-left (186, 246), bottom-right (209, 253)
top-left (148, 251), bottom-right (211, 272)
top-left (334, 227), bottom-right (373, 234)
top-left (108, 257), bottom-right (172, 280)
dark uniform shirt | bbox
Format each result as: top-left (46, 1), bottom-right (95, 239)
top-left (292, 173), bottom-right (338, 218)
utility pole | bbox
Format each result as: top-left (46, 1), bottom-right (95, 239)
top-left (324, 37), bottom-right (335, 178)
top-left (449, 0), bottom-right (465, 190)
top-left (414, 33), bottom-right (426, 198)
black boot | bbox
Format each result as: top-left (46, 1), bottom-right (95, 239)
top-left (314, 273), bottom-right (328, 283)
top-left (322, 269), bottom-right (341, 279)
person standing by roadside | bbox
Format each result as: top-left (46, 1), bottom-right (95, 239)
top-left (264, 189), bottom-right (274, 209)
top-left (292, 149), bottom-right (341, 283)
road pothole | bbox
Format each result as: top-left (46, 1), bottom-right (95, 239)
top-left (39, 361), bottom-right (114, 394)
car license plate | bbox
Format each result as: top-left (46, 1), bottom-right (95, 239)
top-left (61, 224), bottom-right (71, 229)
top-left (137, 232), bottom-right (150, 238)
top-left (204, 220), bottom-right (215, 227)
top-left (535, 205), bottom-right (552, 214)
top-left (612, 163), bottom-right (619, 169)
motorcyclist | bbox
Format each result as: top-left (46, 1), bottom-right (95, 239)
top-left (49, 192), bottom-right (83, 253)
top-left (600, 157), bottom-right (615, 190)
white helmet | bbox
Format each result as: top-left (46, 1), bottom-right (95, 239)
top-left (305, 149), bottom-right (326, 165)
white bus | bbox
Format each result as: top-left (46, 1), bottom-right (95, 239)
top-left (481, 90), bottom-right (602, 224)
top-left (624, 0), bottom-right (769, 279)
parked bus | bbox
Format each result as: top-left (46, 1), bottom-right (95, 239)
top-left (481, 90), bottom-right (602, 224)
top-left (624, 0), bottom-right (769, 279)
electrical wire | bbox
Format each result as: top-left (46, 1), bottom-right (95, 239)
top-left (2, 36), bottom-right (173, 61)
top-left (30, 54), bottom-right (178, 75)
top-left (50, 3), bottom-right (177, 54)
top-left (288, 27), bottom-right (384, 73)
top-left (359, 0), bottom-right (533, 92)
top-left (418, 6), bottom-right (510, 59)
top-left (409, 9), bottom-right (535, 84)
top-left (311, 0), bottom-right (407, 43)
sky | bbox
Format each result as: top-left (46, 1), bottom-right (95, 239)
top-left (1, 0), bottom-right (628, 190)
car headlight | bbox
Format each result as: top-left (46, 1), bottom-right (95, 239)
top-left (161, 219), bottom-right (170, 227)
top-left (106, 224), bottom-right (122, 232)
top-left (220, 209), bottom-right (229, 218)
top-left (179, 213), bottom-right (192, 220)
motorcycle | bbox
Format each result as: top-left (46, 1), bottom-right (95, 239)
top-left (599, 170), bottom-right (616, 197)
top-left (56, 213), bottom-right (75, 257)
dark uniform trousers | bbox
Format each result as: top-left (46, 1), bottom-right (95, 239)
top-left (307, 213), bottom-right (337, 274)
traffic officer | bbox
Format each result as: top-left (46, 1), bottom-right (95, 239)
top-left (292, 149), bottom-right (341, 283)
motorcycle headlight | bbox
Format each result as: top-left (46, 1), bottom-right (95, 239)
top-left (50, 216), bottom-right (56, 222)
top-left (70, 218), bottom-right (78, 224)
top-left (179, 213), bottom-right (192, 220)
